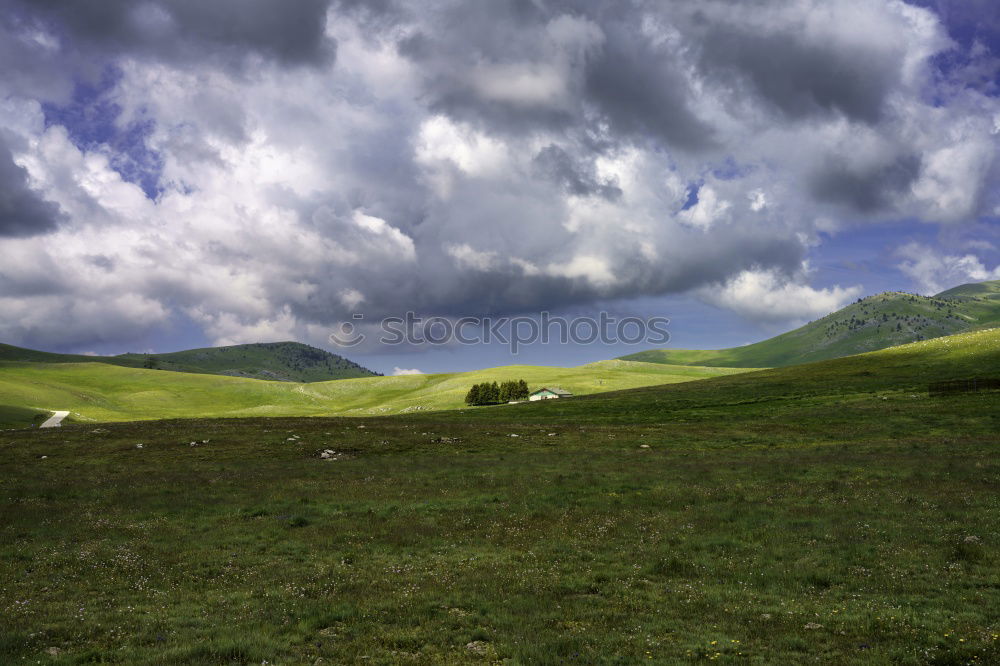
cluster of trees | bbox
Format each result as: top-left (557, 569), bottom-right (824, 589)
top-left (465, 379), bottom-right (530, 406)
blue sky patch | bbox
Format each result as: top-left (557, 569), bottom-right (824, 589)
top-left (42, 66), bottom-right (164, 199)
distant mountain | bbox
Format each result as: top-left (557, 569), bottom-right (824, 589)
top-left (620, 279), bottom-right (1000, 368)
top-left (0, 341), bottom-right (379, 382)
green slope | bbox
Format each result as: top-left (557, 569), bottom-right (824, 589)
top-left (456, 327), bottom-right (1000, 425)
top-left (0, 358), bottom-right (749, 423)
top-left (621, 279), bottom-right (1000, 368)
top-left (0, 341), bottom-right (377, 382)
top-left (936, 279), bottom-right (1000, 299)
top-left (0, 405), bottom-right (51, 429)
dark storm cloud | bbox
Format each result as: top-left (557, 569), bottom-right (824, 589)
top-left (810, 155), bottom-right (923, 213)
top-left (7, 0), bottom-right (335, 68)
top-left (0, 135), bottom-right (63, 238)
top-left (531, 145), bottom-right (622, 200)
top-left (398, 225), bottom-right (805, 321)
top-left (382, 0), bottom-right (922, 163)
top-left (391, 1), bottom-right (716, 152)
top-left (393, 2), bottom-right (578, 136)
top-left (583, 25), bottom-right (717, 152)
top-left (697, 26), bottom-right (896, 124)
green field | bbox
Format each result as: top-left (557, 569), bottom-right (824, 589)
top-left (0, 341), bottom-right (377, 383)
top-left (1, 329), bottom-right (998, 663)
top-left (0, 405), bottom-right (50, 430)
top-left (622, 279), bottom-right (1000, 368)
top-left (0, 358), bottom-right (749, 424)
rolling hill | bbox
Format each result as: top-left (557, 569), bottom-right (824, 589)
top-left (0, 358), bottom-right (750, 425)
top-left (620, 278), bottom-right (1000, 368)
top-left (465, 327), bottom-right (1000, 425)
top-left (0, 341), bottom-right (377, 383)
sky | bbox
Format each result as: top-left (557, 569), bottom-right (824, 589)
top-left (0, 0), bottom-right (998, 375)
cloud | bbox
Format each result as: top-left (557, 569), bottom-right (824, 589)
top-left (809, 154), bottom-right (922, 213)
top-left (679, 186), bottom-right (731, 230)
top-left (189, 306), bottom-right (299, 348)
top-left (582, 18), bottom-right (716, 152)
top-left (697, 15), bottom-right (898, 124)
top-left (531, 144), bottom-right (621, 200)
top-left (896, 242), bottom-right (1000, 294)
top-left (392, 366), bottom-right (423, 375)
top-left (0, 0), bottom-right (997, 352)
top-left (446, 243), bottom-right (498, 272)
top-left (0, 134), bottom-right (63, 237)
top-left (9, 0), bottom-right (336, 69)
top-left (910, 133), bottom-right (998, 222)
top-left (700, 268), bottom-right (863, 324)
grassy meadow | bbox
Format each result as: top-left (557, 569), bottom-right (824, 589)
top-left (0, 359), bottom-right (749, 424)
top-left (1, 330), bottom-right (998, 663)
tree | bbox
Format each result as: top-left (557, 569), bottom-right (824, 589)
top-left (499, 380), bottom-right (520, 402)
top-left (517, 379), bottom-right (529, 400)
top-left (465, 378), bottom-right (529, 405)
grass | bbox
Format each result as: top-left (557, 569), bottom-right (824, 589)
top-left (621, 279), bottom-right (1000, 368)
top-left (476, 328), bottom-right (1000, 426)
top-left (0, 405), bottom-right (50, 429)
top-left (0, 358), bottom-right (750, 423)
top-left (0, 330), bottom-right (998, 663)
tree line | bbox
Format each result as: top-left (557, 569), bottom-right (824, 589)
top-left (465, 379), bottom-right (530, 405)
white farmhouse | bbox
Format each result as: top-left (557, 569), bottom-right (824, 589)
top-left (528, 387), bottom-right (573, 401)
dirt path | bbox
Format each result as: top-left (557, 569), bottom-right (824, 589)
top-left (40, 410), bottom-right (69, 428)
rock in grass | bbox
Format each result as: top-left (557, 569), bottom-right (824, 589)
top-left (318, 449), bottom-right (345, 460)
top-left (804, 622), bottom-right (823, 630)
top-left (466, 641), bottom-right (489, 656)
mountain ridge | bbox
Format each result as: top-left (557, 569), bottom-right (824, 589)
top-left (620, 279), bottom-right (1000, 368)
top-left (0, 340), bottom-right (379, 383)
